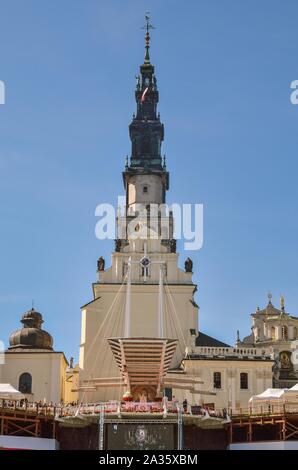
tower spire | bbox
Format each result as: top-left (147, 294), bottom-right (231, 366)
top-left (123, 13), bottom-right (167, 177)
top-left (142, 12), bottom-right (155, 64)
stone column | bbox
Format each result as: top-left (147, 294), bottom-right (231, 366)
top-left (277, 325), bottom-right (282, 340)
top-left (288, 325), bottom-right (294, 340)
top-left (263, 322), bottom-right (268, 340)
top-left (227, 369), bottom-right (236, 412)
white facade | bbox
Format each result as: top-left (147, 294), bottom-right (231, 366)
top-left (0, 350), bottom-right (67, 403)
top-left (169, 347), bottom-right (273, 410)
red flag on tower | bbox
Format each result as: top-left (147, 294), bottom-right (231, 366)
top-left (141, 87), bottom-right (149, 102)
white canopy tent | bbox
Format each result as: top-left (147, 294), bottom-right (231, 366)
top-left (283, 384), bottom-right (298, 405)
top-left (249, 388), bottom-right (286, 408)
top-left (0, 383), bottom-right (25, 401)
top-left (289, 384), bottom-right (298, 391)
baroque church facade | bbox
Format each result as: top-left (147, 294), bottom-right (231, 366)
top-left (1, 25), bottom-right (297, 412)
top-left (237, 295), bottom-right (298, 389)
top-left (77, 28), bottom-right (275, 410)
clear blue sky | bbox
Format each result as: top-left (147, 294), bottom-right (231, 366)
top-left (0, 0), bottom-right (298, 362)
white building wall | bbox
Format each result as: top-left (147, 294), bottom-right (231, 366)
top-left (0, 351), bottom-right (67, 403)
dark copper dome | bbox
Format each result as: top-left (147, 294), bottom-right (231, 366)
top-left (9, 308), bottom-right (53, 350)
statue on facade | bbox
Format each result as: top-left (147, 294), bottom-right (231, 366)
top-left (170, 239), bottom-right (176, 253)
top-left (69, 357), bottom-right (74, 369)
top-left (97, 256), bottom-right (105, 271)
top-left (115, 239), bottom-right (122, 252)
top-left (153, 75), bottom-right (157, 89)
top-left (280, 351), bottom-right (291, 369)
top-left (184, 257), bottom-right (193, 273)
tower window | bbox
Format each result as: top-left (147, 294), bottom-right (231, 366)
top-left (143, 186), bottom-right (148, 194)
top-left (164, 388), bottom-right (172, 401)
top-left (19, 372), bottom-right (32, 394)
top-left (240, 372), bottom-right (248, 390)
top-left (141, 265), bottom-right (150, 278)
top-left (213, 372), bottom-right (222, 389)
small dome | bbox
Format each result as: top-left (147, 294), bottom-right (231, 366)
top-left (9, 308), bottom-right (53, 350)
top-left (21, 308), bottom-right (43, 328)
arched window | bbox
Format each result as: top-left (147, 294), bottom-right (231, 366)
top-left (271, 326), bottom-right (276, 340)
top-left (213, 372), bottom-right (221, 389)
top-left (294, 327), bottom-right (297, 340)
top-left (19, 373), bottom-right (32, 394)
top-left (240, 372), bottom-right (248, 390)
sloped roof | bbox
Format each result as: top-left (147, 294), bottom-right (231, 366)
top-left (253, 301), bottom-right (298, 319)
top-left (253, 301), bottom-right (281, 317)
top-left (195, 332), bottom-right (230, 348)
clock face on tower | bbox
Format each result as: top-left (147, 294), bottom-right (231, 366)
top-left (140, 257), bottom-right (151, 268)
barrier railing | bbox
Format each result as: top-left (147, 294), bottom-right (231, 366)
top-left (0, 400), bottom-right (223, 419)
top-left (2, 400), bottom-right (298, 420)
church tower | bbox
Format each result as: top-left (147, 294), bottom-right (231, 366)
top-left (78, 20), bottom-right (199, 402)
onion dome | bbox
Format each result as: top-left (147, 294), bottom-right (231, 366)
top-left (9, 308), bottom-right (53, 350)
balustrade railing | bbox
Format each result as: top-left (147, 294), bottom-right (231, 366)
top-left (193, 346), bottom-right (273, 358)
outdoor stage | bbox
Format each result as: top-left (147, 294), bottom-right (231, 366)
top-left (4, 402), bottom-right (298, 449)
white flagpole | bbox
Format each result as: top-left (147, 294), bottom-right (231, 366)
top-left (158, 264), bottom-right (164, 338)
top-left (124, 258), bottom-right (132, 337)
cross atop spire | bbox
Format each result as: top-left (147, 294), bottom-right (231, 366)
top-left (142, 12), bottom-right (155, 64)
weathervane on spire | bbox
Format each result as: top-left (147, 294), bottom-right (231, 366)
top-left (142, 12), bottom-right (155, 64)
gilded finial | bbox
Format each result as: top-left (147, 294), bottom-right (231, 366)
top-left (280, 294), bottom-right (285, 311)
top-left (142, 12), bottom-right (155, 64)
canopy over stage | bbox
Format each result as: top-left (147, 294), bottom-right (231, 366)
top-left (78, 337), bottom-right (213, 401)
top-left (79, 337), bottom-right (178, 400)
top-left (108, 337), bottom-right (178, 399)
